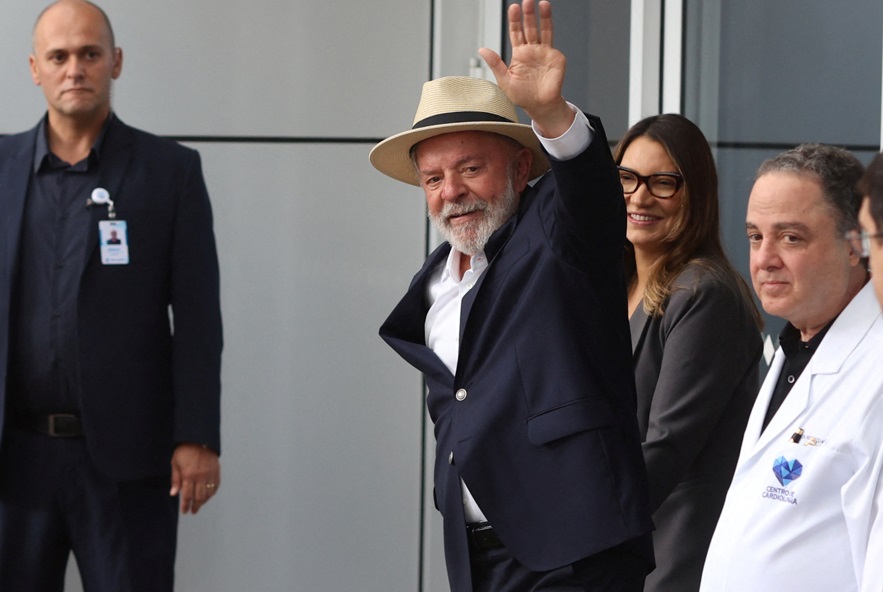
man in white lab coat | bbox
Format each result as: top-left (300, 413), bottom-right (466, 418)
top-left (700, 144), bottom-right (883, 592)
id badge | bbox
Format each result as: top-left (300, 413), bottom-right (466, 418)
top-left (99, 220), bottom-right (129, 265)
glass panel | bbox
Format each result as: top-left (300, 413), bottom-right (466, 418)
top-left (684, 0), bottom-right (883, 342)
top-left (503, 1), bottom-right (631, 141)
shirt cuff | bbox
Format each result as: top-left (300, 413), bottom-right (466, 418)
top-left (532, 103), bottom-right (594, 161)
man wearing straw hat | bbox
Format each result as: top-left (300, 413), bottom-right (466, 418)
top-left (373, 1), bottom-right (653, 590)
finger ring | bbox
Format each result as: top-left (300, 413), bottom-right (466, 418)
top-left (206, 483), bottom-right (217, 489)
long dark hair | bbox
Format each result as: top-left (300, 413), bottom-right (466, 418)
top-left (614, 113), bottom-right (761, 327)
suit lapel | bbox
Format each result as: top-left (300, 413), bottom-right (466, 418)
top-left (749, 350), bottom-right (806, 453)
top-left (740, 349), bottom-right (784, 458)
top-left (628, 303), bottom-right (650, 355)
top-left (2, 128), bottom-right (38, 277)
top-left (457, 191), bottom-right (525, 349)
top-left (380, 244), bottom-right (453, 386)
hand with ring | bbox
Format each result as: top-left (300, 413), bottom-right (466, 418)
top-left (169, 443), bottom-right (221, 514)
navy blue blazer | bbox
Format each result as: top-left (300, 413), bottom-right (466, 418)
top-left (0, 116), bottom-right (222, 481)
top-left (380, 116), bottom-right (654, 591)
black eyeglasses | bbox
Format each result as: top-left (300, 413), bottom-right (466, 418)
top-left (845, 229), bottom-right (883, 258)
top-left (617, 166), bottom-right (683, 199)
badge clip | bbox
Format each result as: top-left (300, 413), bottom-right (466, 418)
top-left (87, 187), bottom-right (116, 219)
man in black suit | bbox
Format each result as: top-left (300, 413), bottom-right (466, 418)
top-left (371, 1), bottom-right (653, 590)
top-left (0, 1), bottom-right (222, 590)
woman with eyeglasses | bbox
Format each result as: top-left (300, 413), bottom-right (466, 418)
top-left (613, 114), bottom-right (763, 592)
top-left (858, 152), bottom-right (883, 309)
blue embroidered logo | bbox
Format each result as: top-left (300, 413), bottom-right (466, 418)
top-left (773, 456), bottom-right (803, 486)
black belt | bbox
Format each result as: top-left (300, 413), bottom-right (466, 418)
top-left (466, 522), bottom-right (503, 551)
top-left (14, 413), bottom-right (85, 437)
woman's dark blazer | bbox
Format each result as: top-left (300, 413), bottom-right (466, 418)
top-left (630, 262), bottom-right (761, 592)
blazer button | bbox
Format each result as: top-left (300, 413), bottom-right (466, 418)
top-left (455, 389), bottom-right (467, 401)
top-left (448, 451), bottom-right (454, 464)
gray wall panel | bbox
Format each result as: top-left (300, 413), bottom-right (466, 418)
top-left (1, 1), bottom-right (430, 138)
top-left (712, 0), bottom-right (882, 145)
top-left (174, 142), bottom-right (428, 591)
top-left (545, 1), bottom-right (631, 141)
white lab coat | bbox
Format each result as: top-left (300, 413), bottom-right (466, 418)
top-left (700, 283), bottom-right (883, 592)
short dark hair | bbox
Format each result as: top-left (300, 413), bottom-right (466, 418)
top-left (859, 152), bottom-right (883, 233)
top-left (756, 144), bottom-right (864, 235)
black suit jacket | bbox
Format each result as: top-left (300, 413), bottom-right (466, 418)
top-left (0, 116), bottom-right (222, 481)
top-left (381, 116), bottom-right (654, 591)
top-left (630, 263), bottom-right (761, 592)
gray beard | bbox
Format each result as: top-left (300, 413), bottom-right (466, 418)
top-left (428, 178), bottom-right (519, 256)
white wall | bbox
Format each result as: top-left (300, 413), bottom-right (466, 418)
top-left (1, 1), bottom-right (435, 590)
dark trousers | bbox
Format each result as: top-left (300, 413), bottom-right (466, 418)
top-left (0, 428), bottom-right (179, 592)
top-left (470, 539), bottom-right (650, 592)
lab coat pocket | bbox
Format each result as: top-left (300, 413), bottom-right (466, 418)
top-left (758, 443), bottom-right (851, 514)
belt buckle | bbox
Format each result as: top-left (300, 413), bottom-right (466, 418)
top-left (47, 414), bottom-right (79, 437)
top-left (469, 523), bottom-right (501, 550)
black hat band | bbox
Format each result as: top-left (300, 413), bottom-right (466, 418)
top-left (413, 111), bottom-right (515, 129)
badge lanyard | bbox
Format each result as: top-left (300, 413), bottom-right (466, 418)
top-left (88, 187), bottom-right (129, 265)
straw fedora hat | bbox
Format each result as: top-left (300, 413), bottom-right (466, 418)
top-left (369, 76), bottom-right (550, 186)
